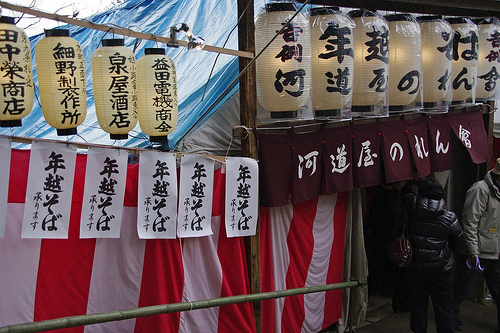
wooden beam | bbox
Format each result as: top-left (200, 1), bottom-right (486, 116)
top-left (237, 0), bottom-right (261, 332)
top-left (0, 1), bottom-right (254, 59)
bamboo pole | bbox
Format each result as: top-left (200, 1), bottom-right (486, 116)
top-left (0, 1), bottom-right (253, 59)
top-left (0, 280), bottom-right (367, 333)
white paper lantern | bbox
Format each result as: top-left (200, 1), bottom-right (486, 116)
top-left (255, 2), bottom-right (311, 119)
top-left (0, 16), bottom-right (33, 127)
top-left (309, 7), bottom-right (354, 120)
top-left (92, 38), bottom-right (137, 139)
top-left (446, 17), bottom-right (478, 104)
top-left (474, 17), bottom-right (500, 101)
top-left (36, 29), bottom-right (86, 135)
top-left (136, 48), bottom-right (177, 143)
top-left (386, 14), bottom-right (422, 112)
top-left (348, 9), bottom-right (389, 117)
top-left (417, 16), bottom-right (453, 111)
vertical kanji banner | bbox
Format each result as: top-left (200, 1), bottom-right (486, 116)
top-left (449, 109), bottom-right (489, 164)
top-left (22, 141), bottom-right (77, 239)
top-left (352, 122), bottom-right (382, 188)
top-left (405, 116), bottom-right (431, 178)
top-left (0, 138), bottom-right (10, 238)
top-left (379, 119), bottom-right (413, 183)
top-left (137, 151), bottom-right (177, 239)
top-left (291, 130), bottom-right (324, 204)
top-left (80, 147), bottom-right (128, 239)
top-left (323, 124), bottom-right (353, 194)
top-left (427, 114), bottom-right (454, 172)
top-left (257, 132), bottom-right (292, 207)
top-left (225, 157), bottom-right (259, 238)
top-left (177, 154), bottom-right (214, 238)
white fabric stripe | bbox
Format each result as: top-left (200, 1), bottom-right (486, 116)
top-left (0, 204), bottom-right (41, 326)
top-left (269, 202), bottom-right (293, 332)
top-left (178, 216), bottom-right (222, 333)
top-left (84, 207), bottom-right (146, 333)
top-left (302, 195), bottom-right (337, 332)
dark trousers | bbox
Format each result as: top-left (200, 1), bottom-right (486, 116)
top-left (453, 254), bottom-right (500, 331)
top-left (409, 270), bottom-right (455, 333)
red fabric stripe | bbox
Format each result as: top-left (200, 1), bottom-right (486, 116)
top-left (8, 149), bottom-right (30, 203)
top-left (216, 170), bottom-right (256, 333)
top-left (259, 206), bottom-right (275, 333)
top-left (281, 198), bottom-right (319, 332)
top-left (323, 192), bottom-right (349, 328)
top-left (33, 154), bottom-right (96, 332)
top-left (134, 239), bottom-right (183, 333)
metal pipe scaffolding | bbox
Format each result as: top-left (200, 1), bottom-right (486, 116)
top-left (0, 280), bottom-right (367, 333)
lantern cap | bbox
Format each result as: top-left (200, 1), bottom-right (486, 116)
top-left (416, 15), bottom-right (443, 22)
top-left (265, 2), bottom-right (296, 12)
top-left (309, 7), bottom-right (340, 16)
top-left (385, 13), bottom-right (416, 22)
top-left (45, 28), bottom-right (69, 37)
top-left (102, 39), bottom-right (125, 47)
top-left (348, 9), bottom-right (377, 18)
top-left (145, 48), bottom-right (166, 55)
top-left (472, 17), bottom-right (500, 26)
top-left (0, 16), bottom-right (15, 24)
top-left (446, 17), bottom-right (474, 25)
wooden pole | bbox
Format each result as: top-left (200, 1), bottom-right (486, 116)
top-left (237, 0), bottom-right (260, 332)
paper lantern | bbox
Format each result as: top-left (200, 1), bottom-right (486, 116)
top-left (255, 2), bottom-right (311, 119)
top-left (348, 9), bottom-right (389, 117)
top-left (0, 16), bottom-right (33, 127)
top-left (386, 14), bottom-right (422, 113)
top-left (474, 17), bottom-right (500, 101)
top-left (446, 17), bottom-right (478, 104)
top-left (417, 16), bottom-right (453, 111)
top-left (92, 38), bottom-right (137, 140)
top-left (136, 48), bottom-right (177, 143)
top-left (35, 29), bottom-right (86, 135)
top-left (309, 7), bottom-right (354, 120)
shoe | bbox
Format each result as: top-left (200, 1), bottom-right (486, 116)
top-left (455, 318), bottom-right (464, 331)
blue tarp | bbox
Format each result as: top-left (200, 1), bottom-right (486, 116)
top-left (0, 0), bottom-right (261, 151)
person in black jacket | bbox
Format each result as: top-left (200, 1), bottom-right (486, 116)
top-left (405, 177), bottom-right (468, 333)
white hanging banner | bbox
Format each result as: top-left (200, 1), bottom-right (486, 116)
top-left (177, 154), bottom-right (214, 238)
top-left (0, 138), bottom-right (11, 238)
top-left (225, 157), bottom-right (259, 237)
top-left (80, 147), bottom-right (128, 239)
top-left (137, 151), bottom-right (177, 239)
top-left (22, 141), bottom-right (77, 239)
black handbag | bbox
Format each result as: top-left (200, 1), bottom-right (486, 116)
top-left (388, 221), bottom-right (412, 268)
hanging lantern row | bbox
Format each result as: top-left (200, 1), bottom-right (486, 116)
top-left (255, 3), bottom-right (499, 121)
top-left (0, 19), bottom-right (178, 142)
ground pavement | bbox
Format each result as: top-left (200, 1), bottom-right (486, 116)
top-left (354, 295), bottom-right (497, 333)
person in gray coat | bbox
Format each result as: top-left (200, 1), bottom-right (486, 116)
top-left (454, 157), bottom-right (500, 333)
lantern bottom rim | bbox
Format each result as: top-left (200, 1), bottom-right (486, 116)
top-left (270, 111), bottom-right (297, 119)
top-left (0, 119), bottom-right (22, 128)
top-left (110, 134), bottom-right (128, 140)
top-left (315, 109), bottom-right (341, 117)
top-left (57, 128), bottom-right (77, 136)
top-left (351, 105), bottom-right (375, 113)
top-left (150, 135), bottom-right (168, 143)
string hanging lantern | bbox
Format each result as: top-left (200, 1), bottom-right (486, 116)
top-left (348, 9), bottom-right (389, 117)
top-left (0, 16), bottom-right (33, 127)
top-left (255, 2), bottom-right (311, 119)
top-left (416, 16), bottom-right (453, 112)
top-left (136, 48), bottom-right (177, 143)
top-left (446, 17), bottom-right (478, 105)
top-left (35, 28), bottom-right (86, 135)
top-left (474, 17), bottom-right (500, 101)
top-left (385, 13), bottom-right (422, 113)
top-left (92, 38), bottom-right (137, 140)
top-left (309, 7), bottom-right (354, 120)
